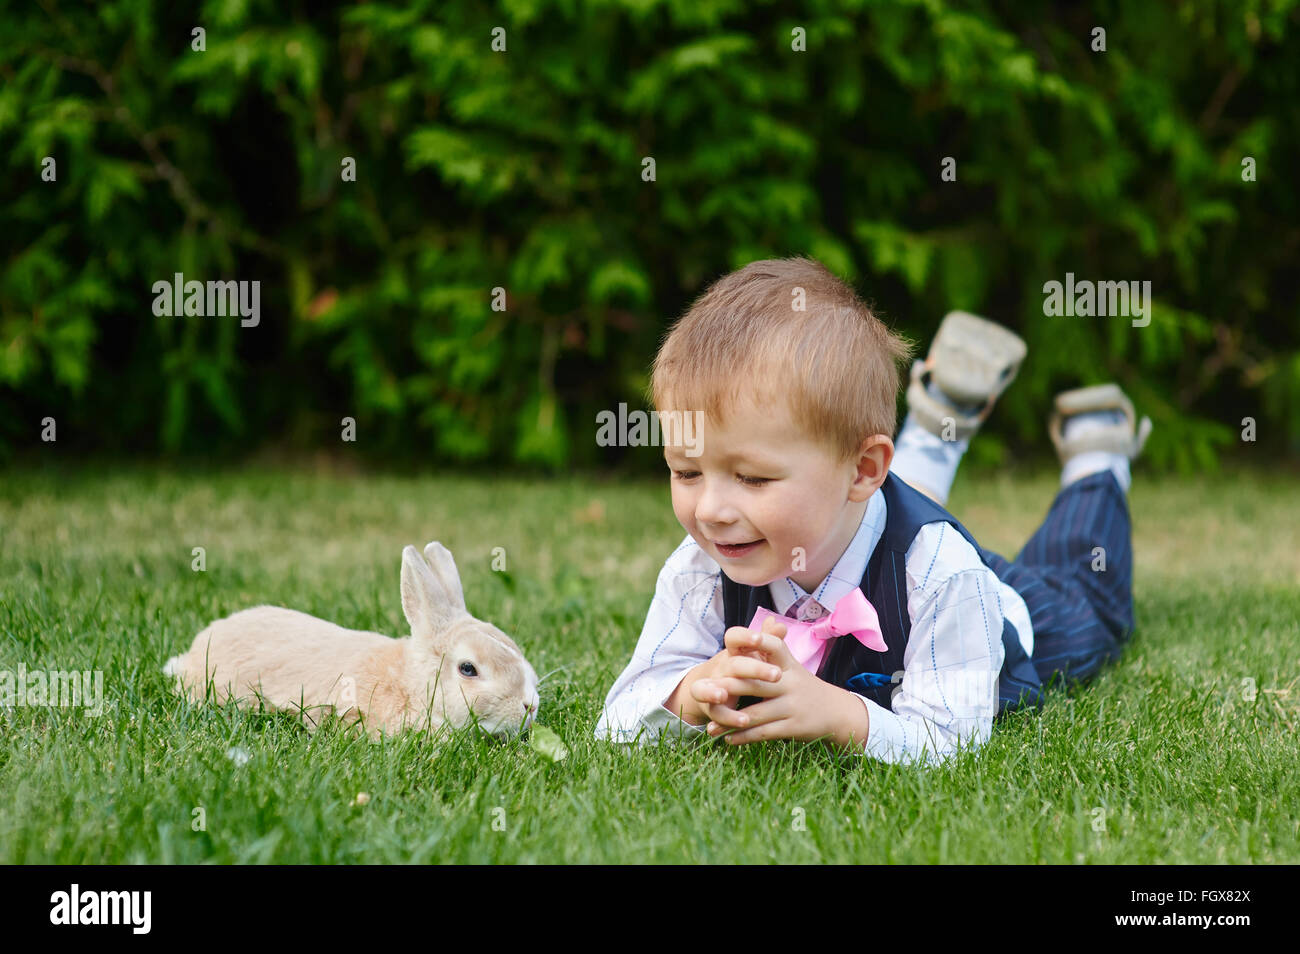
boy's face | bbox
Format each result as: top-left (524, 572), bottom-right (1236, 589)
top-left (663, 392), bottom-right (890, 593)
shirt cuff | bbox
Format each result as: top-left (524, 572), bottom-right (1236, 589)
top-left (596, 669), bottom-right (709, 744)
top-left (649, 667), bottom-right (709, 739)
top-left (853, 693), bottom-right (919, 763)
top-left (642, 700), bottom-right (709, 740)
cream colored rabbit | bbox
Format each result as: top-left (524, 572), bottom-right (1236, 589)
top-left (164, 541), bottom-right (539, 740)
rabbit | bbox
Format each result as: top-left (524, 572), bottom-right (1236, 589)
top-left (163, 541), bottom-right (540, 741)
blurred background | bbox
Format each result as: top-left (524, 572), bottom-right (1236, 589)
top-left (3, 0), bottom-right (1298, 475)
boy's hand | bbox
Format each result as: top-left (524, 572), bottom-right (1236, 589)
top-left (688, 617), bottom-right (789, 719)
top-left (661, 622), bottom-right (780, 725)
top-left (697, 616), bottom-right (867, 746)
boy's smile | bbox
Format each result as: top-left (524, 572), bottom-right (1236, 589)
top-left (663, 392), bottom-right (892, 592)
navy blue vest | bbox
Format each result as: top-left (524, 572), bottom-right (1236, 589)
top-left (721, 472), bottom-right (1044, 717)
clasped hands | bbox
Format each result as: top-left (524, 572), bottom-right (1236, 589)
top-left (686, 616), bottom-right (868, 748)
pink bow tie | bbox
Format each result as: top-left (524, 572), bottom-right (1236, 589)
top-left (748, 588), bottom-right (887, 675)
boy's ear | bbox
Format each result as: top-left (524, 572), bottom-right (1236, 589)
top-left (851, 435), bottom-right (894, 499)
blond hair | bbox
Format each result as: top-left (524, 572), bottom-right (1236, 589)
top-left (648, 256), bottom-right (914, 465)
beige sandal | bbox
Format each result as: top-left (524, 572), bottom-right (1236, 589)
top-left (1048, 383), bottom-right (1152, 463)
top-left (906, 311), bottom-right (1027, 440)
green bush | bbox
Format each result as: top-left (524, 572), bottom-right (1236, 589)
top-left (2, 0), bottom-right (1297, 471)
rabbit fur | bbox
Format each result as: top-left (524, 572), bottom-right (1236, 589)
top-left (164, 541), bottom-right (539, 740)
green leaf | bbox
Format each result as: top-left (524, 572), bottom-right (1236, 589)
top-left (528, 725), bottom-right (568, 762)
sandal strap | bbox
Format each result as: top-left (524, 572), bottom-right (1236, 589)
top-left (1048, 383), bottom-right (1151, 461)
top-left (907, 369), bottom-right (984, 441)
top-left (927, 311), bottom-right (1027, 407)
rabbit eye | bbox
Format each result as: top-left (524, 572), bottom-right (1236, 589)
top-left (458, 661), bottom-right (479, 678)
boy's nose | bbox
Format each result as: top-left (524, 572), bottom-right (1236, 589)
top-left (694, 484), bottom-right (734, 526)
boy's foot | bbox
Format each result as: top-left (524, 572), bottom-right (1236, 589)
top-left (1049, 383), bottom-right (1152, 460)
top-left (894, 311), bottom-right (1025, 506)
top-left (906, 311), bottom-right (1027, 441)
top-left (1049, 383), bottom-right (1152, 492)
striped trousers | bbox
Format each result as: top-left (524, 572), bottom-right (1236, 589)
top-left (978, 471), bottom-right (1136, 691)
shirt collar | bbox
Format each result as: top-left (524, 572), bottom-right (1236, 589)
top-left (767, 487), bottom-right (887, 615)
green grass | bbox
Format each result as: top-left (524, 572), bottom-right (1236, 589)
top-left (1, 460), bottom-right (1297, 863)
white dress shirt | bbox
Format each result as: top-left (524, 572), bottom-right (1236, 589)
top-left (594, 483), bottom-right (1034, 766)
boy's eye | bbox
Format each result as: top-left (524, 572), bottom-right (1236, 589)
top-left (672, 471), bottom-right (769, 486)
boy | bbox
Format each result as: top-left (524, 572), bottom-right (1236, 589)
top-left (594, 257), bottom-right (1151, 765)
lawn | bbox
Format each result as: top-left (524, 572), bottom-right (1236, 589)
top-left (1, 460), bottom-right (1297, 863)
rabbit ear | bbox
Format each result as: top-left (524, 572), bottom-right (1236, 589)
top-left (401, 545), bottom-right (463, 637)
top-left (422, 541), bottom-right (467, 613)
